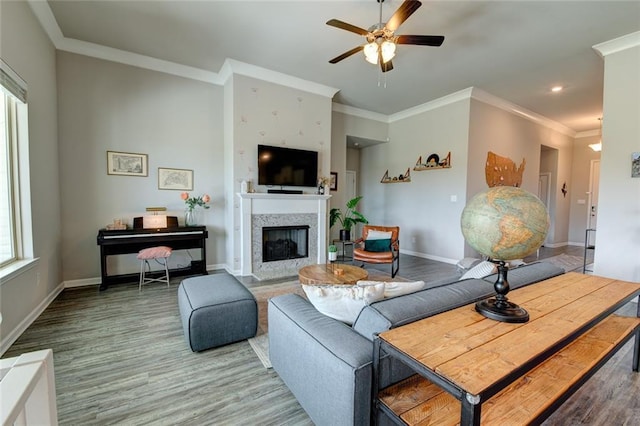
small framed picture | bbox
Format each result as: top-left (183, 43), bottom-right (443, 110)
top-left (107, 151), bottom-right (148, 177)
top-left (158, 167), bottom-right (193, 190)
top-left (330, 172), bottom-right (338, 191)
top-left (632, 152), bottom-right (640, 178)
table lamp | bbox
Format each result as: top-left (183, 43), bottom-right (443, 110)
top-left (143, 207), bottom-right (168, 229)
top-left (460, 186), bottom-right (550, 323)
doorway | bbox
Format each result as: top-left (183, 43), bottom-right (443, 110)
top-left (587, 160), bottom-right (600, 247)
top-left (538, 172), bottom-right (551, 245)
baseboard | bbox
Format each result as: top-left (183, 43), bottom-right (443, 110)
top-left (399, 249), bottom-right (458, 265)
top-left (0, 282), bottom-right (64, 356)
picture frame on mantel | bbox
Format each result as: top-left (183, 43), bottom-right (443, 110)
top-left (158, 167), bottom-right (193, 190)
top-left (330, 172), bottom-right (338, 191)
top-left (107, 151), bottom-right (148, 177)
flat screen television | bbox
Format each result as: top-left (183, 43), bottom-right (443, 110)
top-left (258, 144), bottom-right (318, 187)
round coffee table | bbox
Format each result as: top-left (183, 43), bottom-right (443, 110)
top-left (298, 263), bottom-right (368, 285)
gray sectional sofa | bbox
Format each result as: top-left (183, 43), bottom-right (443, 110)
top-left (268, 261), bottom-right (565, 426)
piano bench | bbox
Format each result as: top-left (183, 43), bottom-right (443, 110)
top-left (178, 273), bottom-right (258, 352)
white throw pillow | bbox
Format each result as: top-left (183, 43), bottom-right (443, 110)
top-left (302, 281), bottom-right (385, 324)
top-left (366, 230), bottom-right (393, 240)
top-left (358, 280), bottom-right (426, 299)
top-left (459, 261), bottom-right (498, 280)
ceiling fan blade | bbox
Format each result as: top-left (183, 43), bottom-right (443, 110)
top-left (326, 19), bottom-right (369, 36)
top-left (329, 45), bottom-right (365, 64)
top-left (386, 0), bottom-right (422, 32)
top-left (396, 35), bottom-right (445, 46)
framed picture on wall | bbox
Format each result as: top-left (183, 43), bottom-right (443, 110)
top-left (330, 172), bottom-right (338, 191)
top-left (632, 152), bottom-right (640, 178)
top-left (158, 167), bottom-right (194, 190)
top-left (107, 151), bottom-right (148, 177)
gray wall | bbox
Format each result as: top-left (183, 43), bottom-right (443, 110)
top-left (57, 52), bottom-right (224, 280)
top-left (595, 43), bottom-right (640, 282)
top-left (0, 0), bottom-right (61, 352)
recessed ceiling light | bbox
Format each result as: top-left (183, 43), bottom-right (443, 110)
top-left (551, 86), bottom-right (563, 93)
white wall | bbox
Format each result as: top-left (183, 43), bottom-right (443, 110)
top-left (360, 98), bottom-right (471, 263)
top-left (0, 0), bottom-right (61, 352)
top-left (228, 75), bottom-right (333, 274)
top-left (593, 40), bottom-right (640, 282)
top-left (568, 134), bottom-right (601, 244)
top-left (57, 52), bottom-right (224, 280)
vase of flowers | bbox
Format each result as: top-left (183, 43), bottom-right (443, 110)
top-left (181, 192), bottom-right (210, 226)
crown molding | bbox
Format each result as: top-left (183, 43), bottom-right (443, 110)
top-left (220, 59), bottom-right (339, 99)
top-left (593, 31), bottom-right (640, 58)
top-left (388, 87), bottom-right (474, 122)
top-left (332, 103), bottom-right (389, 123)
top-left (27, 0), bottom-right (64, 46)
top-left (575, 129), bottom-right (600, 139)
top-left (471, 88), bottom-right (576, 137)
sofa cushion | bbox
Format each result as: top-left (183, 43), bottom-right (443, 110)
top-left (301, 281), bottom-right (385, 324)
top-left (356, 280), bottom-right (426, 299)
top-left (366, 230), bottom-right (393, 240)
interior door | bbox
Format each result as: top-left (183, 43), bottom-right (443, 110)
top-left (345, 170), bottom-right (357, 237)
top-left (538, 173), bottom-right (551, 245)
top-left (587, 160), bottom-right (600, 246)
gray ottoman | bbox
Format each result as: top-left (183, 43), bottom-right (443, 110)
top-left (178, 273), bottom-right (258, 352)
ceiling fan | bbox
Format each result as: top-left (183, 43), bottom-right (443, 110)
top-left (327, 0), bottom-right (444, 72)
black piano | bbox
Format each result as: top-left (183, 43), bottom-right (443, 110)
top-left (96, 224), bottom-right (208, 291)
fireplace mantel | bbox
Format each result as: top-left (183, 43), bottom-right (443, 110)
top-left (238, 193), bottom-right (331, 278)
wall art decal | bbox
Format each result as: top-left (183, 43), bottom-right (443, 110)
top-left (485, 151), bottom-right (525, 187)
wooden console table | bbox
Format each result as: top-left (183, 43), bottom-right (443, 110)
top-left (372, 272), bottom-right (640, 425)
top-left (96, 226), bottom-right (208, 291)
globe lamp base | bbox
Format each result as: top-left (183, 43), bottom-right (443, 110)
top-left (475, 298), bottom-right (529, 323)
top-left (475, 260), bottom-right (530, 323)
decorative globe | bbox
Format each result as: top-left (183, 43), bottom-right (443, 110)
top-left (460, 186), bottom-right (549, 261)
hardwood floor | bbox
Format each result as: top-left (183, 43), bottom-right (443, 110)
top-left (4, 246), bottom-right (634, 425)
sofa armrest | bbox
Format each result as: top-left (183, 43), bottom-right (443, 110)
top-left (268, 294), bottom-right (381, 425)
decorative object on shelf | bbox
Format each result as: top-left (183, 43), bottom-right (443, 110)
top-left (330, 195), bottom-right (368, 241)
top-left (413, 151), bottom-right (451, 170)
top-left (241, 180), bottom-right (253, 194)
top-left (158, 167), bottom-right (193, 191)
top-left (380, 168), bottom-right (411, 183)
top-left (485, 151), bottom-right (525, 187)
top-left (181, 192), bottom-right (210, 226)
top-left (317, 176), bottom-right (329, 195)
top-left (328, 244), bottom-right (338, 262)
top-left (330, 172), bottom-right (338, 191)
top-left (461, 186), bottom-right (549, 323)
top-left (107, 151), bottom-right (148, 177)
top-left (106, 218), bottom-right (127, 230)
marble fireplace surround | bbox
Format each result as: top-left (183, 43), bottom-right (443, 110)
top-left (238, 193), bottom-right (331, 280)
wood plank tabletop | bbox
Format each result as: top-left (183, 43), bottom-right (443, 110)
top-left (379, 272), bottom-right (640, 396)
top-left (298, 263), bottom-right (368, 285)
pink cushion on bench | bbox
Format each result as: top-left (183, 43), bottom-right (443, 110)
top-left (137, 246), bottom-right (173, 260)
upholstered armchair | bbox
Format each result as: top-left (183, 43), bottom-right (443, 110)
top-left (353, 225), bottom-right (400, 278)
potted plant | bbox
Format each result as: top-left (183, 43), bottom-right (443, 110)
top-left (329, 195), bottom-right (368, 241)
top-left (328, 244), bottom-right (338, 262)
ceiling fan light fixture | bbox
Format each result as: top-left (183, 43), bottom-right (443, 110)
top-left (381, 40), bottom-right (396, 63)
top-left (364, 42), bottom-right (379, 64)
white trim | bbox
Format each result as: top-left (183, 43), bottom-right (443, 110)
top-left (471, 88), bottom-right (576, 137)
top-left (25, 0), bottom-right (64, 46)
top-left (400, 249), bottom-right (457, 265)
top-left (593, 31), bottom-right (640, 58)
top-left (575, 129), bottom-right (600, 138)
top-left (0, 282), bottom-right (64, 356)
top-left (0, 259), bottom-right (38, 284)
top-left (389, 87), bottom-right (474, 123)
top-left (332, 103), bottom-right (389, 123)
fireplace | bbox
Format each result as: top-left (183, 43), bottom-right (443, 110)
top-left (262, 225), bottom-right (309, 262)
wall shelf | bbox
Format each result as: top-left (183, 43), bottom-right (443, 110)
top-left (413, 151), bottom-right (451, 171)
top-left (381, 168), bottom-right (411, 184)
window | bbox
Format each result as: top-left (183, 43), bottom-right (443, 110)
top-left (0, 60), bottom-right (27, 268)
